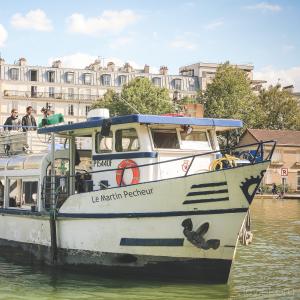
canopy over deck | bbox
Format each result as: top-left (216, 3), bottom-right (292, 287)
top-left (37, 114), bottom-right (243, 136)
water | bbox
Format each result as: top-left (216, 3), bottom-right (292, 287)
top-left (0, 198), bottom-right (299, 300)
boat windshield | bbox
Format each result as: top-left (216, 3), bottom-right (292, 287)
top-left (151, 129), bottom-right (180, 149)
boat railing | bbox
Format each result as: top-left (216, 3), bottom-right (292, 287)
top-left (83, 139), bottom-right (276, 178)
top-left (41, 140), bottom-right (276, 209)
top-left (0, 125), bottom-right (90, 155)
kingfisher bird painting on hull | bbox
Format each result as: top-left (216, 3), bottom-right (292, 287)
top-left (0, 109), bottom-right (275, 283)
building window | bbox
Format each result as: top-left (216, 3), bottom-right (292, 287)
top-left (9, 68), bottom-right (19, 80)
top-left (31, 86), bottom-right (37, 98)
top-left (152, 77), bottom-right (161, 87)
top-left (49, 87), bottom-right (55, 98)
top-left (68, 88), bottom-right (74, 99)
top-left (11, 101), bottom-right (18, 111)
top-left (118, 75), bottom-right (126, 86)
top-left (297, 171), bottom-right (300, 191)
top-left (101, 74), bottom-right (111, 86)
top-left (188, 79), bottom-right (195, 91)
top-left (115, 128), bottom-right (140, 152)
top-left (83, 73), bottom-right (91, 85)
top-left (47, 71), bottom-right (55, 83)
top-left (30, 70), bottom-right (38, 81)
top-left (172, 79), bottom-right (182, 90)
top-left (68, 121), bottom-right (73, 125)
top-left (85, 106), bottom-right (91, 116)
top-left (66, 72), bottom-right (74, 84)
top-left (68, 104), bottom-right (74, 116)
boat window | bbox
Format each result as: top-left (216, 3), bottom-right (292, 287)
top-left (96, 131), bottom-right (113, 153)
top-left (115, 128), bottom-right (140, 152)
top-left (180, 130), bottom-right (211, 150)
top-left (22, 181), bottom-right (38, 207)
top-left (151, 129), bottom-right (180, 149)
top-left (8, 178), bottom-right (20, 207)
top-left (0, 178), bottom-right (4, 208)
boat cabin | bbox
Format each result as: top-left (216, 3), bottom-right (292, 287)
top-left (0, 109), bottom-right (243, 212)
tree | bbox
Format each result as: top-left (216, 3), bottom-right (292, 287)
top-left (253, 85), bottom-right (300, 130)
top-left (199, 62), bottom-right (256, 127)
top-left (199, 63), bottom-right (257, 146)
top-left (92, 77), bottom-right (174, 115)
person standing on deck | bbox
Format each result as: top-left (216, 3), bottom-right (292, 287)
top-left (4, 108), bottom-right (21, 130)
top-left (22, 106), bottom-right (37, 131)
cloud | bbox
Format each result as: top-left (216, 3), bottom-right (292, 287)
top-left (204, 20), bottom-right (224, 30)
top-left (244, 2), bottom-right (281, 12)
top-left (48, 52), bottom-right (143, 70)
top-left (0, 24), bottom-right (8, 47)
top-left (282, 44), bottom-right (295, 52)
top-left (254, 65), bottom-right (300, 91)
top-left (11, 9), bottom-right (53, 31)
top-left (170, 37), bottom-right (196, 50)
top-left (66, 10), bottom-right (140, 36)
top-left (109, 35), bottom-right (133, 49)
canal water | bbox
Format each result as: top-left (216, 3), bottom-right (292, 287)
top-left (0, 198), bottom-right (299, 300)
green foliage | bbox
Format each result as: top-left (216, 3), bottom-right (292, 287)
top-left (199, 63), bottom-right (256, 146)
top-left (199, 62), bottom-right (256, 127)
top-left (92, 77), bottom-right (174, 116)
top-left (199, 62), bottom-right (300, 146)
top-left (253, 85), bottom-right (300, 130)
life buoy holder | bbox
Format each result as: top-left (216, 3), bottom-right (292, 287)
top-left (116, 159), bottom-right (140, 186)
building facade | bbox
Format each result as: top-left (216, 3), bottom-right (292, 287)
top-left (0, 58), bottom-right (259, 124)
top-left (239, 129), bottom-right (300, 192)
top-left (0, 58), bottom-right (200, 124)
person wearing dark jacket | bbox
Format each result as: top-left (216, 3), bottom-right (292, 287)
top-left (22, 106), bottom-right (37, 131)
top-left (4, 108), bottom-right (21, 131)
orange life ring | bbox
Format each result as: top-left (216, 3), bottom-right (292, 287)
top-left (116, 159), bottom-right (140, 186)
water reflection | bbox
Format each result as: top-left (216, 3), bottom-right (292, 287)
top-left (0, 198), bottom-right (299, 300)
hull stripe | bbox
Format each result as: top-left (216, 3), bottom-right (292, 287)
top-left (191, 182), bottom-right (227, 189)
top-left (57, 207), bottom-right (248, 219)
top-left (120, 238), bottom-right (184, 246)
top-left (186, 189), bottom-right (228, 197)
top-left (183, 197), bottom-right (229, 204)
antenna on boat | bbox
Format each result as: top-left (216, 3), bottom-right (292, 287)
top-left (119, 95), bottom-right (141, 114)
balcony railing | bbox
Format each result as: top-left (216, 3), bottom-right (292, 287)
top-left (3, 90), bottom-right (99, 102)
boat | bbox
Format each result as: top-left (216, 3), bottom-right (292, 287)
top-left (0, 109), bottom-right (275, 283)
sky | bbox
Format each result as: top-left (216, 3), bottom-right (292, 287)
top-left (0, 0), bottom-right (299, 90)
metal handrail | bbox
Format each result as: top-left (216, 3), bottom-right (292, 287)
top-left (3, 90), bottom-right (99, 101)
top-left (45, 140), bottom-right (276, 181)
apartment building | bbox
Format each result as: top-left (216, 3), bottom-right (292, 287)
top-left (0, 57), bottom-right (199, 124)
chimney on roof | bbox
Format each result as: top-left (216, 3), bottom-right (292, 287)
top-left (124, 62), bottom-right (133, 73)
top-left (282, 85), bottom-right (294, 93)
top-left (159, 66), bottom-right (168, 75)
top-left (18, 57), bottom-right (27, 66)
top-left (52, 60), bottom-right (62, 68)
top-left (107, 61), bottom-right (115, 72)
top-left (86, 59), bottom-right (101, 71)
top-left (144, 64), bottom-right (150, 73)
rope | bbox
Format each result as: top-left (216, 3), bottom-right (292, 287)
top-left (239, 210), bottom-right (253, 246)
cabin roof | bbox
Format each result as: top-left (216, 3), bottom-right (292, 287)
top-left (37, 114), bottom-right (243, 135)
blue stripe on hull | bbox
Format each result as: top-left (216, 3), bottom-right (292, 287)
top-left (57, 207), bottom-right (248, 219)
top-left (92, 152), bottom-right (158, 160)
top-left (183, 197), bottom-right (230, 204)
top-left (120, 238), bottom-right (184, 246)
top-left (186, 189), bottom-right (228, 197)
top-left (191, 182), bottom-right (227, 189)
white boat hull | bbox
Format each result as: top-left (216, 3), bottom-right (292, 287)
top-left (0, 162), bottom-right (268, 283)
